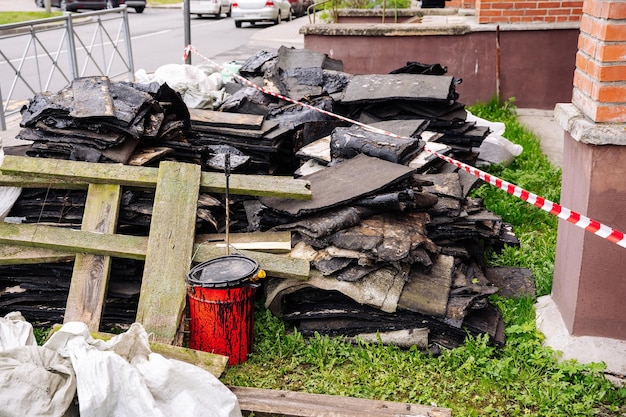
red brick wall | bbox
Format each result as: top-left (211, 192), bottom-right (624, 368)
top-left (476, 0), bottom-right (583, 24)
top-left (573, 0), bottom-right (626, 122)
top-left (446, 0), bottom-right (476, 8)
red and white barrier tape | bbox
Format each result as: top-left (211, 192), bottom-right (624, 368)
top-left (183, 45), bottom-right (626, 249)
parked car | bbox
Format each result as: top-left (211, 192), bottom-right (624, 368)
top-left (231, 0), bottom-right (292, 28)
top-left (287, 0), bottom-right (303, 17)
top-left (120, 0), bottom-right (146, 13)
top-left (190, 0), bottom-right (231, 18)
top-left (301, 0), bottom-right (314, 14)
top-left (34, 0), bottom-right (146, 13)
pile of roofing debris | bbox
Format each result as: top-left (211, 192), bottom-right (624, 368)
top-left (1, 46), bottom-right (534, 352)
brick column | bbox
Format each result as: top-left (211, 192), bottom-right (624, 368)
top-left (552, 0), bottom-right (626, 340)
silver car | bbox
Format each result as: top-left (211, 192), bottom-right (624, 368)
top-left (190, 0), bottom-right (231, 18)
top-left (231, 0), bottom-right (293, 28)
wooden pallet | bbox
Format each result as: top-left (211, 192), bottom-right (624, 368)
top-left (0, 155), bottom-right (311, 345)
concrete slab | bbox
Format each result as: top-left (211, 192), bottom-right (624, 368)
top-left (536, 295), bottom-right (626, 385)
top-left (517, 108), bottom-right (564, 168)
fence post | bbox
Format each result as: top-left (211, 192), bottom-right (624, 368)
top-left (121, 7), bottom-right (135, 82)
top-left (65, 12), bottom-right (79, 81)
top-left (0, 86), bottom-right (5, 131)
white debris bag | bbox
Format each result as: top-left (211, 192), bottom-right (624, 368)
top-left (0, 316), bottom-right (242, 417)
top-left (44, 322), bottom-right (242, 417)
top-left (0, 312), bottom-right (36, 351)
top-left (467, 110), bottom-right (523, 166)
top-left (135, 63), bottom-right (226, 109)
top-left (0, 313), bottom-right (78, 417)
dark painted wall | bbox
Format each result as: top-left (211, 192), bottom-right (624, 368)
top-left (304, 29), bottom-right (578, 109)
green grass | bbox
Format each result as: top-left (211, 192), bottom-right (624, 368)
top-left (0, 11), bottom-right (62, 24)
top-left (0, 0), bottom-right (182, 25)
top-left (221, 99), bottom-right (626, 416)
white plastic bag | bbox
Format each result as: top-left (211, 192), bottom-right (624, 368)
top-left (44, 322), bottom-right (242, 417)
top-left (0, 312), bottom-right (78, 417)
top-left (466, 110), bottom-right (523, 166)
top-left (137, 63), bottom-right (226, 109)
top-left (0, 312), bottom-right (36, 351)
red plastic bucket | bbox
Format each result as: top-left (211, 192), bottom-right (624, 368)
top-left (186, 255), bottom-right (260, 366)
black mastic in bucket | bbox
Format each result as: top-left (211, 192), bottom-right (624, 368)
top-left (186, 255), bottom-right (263, 365)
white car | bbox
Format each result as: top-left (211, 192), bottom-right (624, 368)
top-left (190, 0), bottom-right (232, 18)
top-left (231, 0), bottom-right (293, 28)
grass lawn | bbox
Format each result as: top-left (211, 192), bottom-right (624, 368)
top-left (0, 0), bottom-right (183, 24)
top-left (0, 11), bottom-right (62, 24)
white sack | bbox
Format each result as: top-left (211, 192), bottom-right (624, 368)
top-left (44, 322), bottom-right (242, 417)
top-left (0, 312), bottom-right (78, 417)
top-left (136, 63), bottom-right (226, 109)
top-left (0, 312), bottom-right (37, 352)
top-left (466, 110), bottom-right (523, 166)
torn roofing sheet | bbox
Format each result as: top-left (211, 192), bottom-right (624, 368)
top-left (275, 45), bottom-right (344, 72)
top-left (330, 125), bottom-right (425, 165)
top-left (259, 154), bottom-right (415, 217)
top-left (339, 74), bottom-right (458, 105)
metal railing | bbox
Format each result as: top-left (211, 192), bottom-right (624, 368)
top-left (0, 6), bottom-right (134, 130)
top-left (307, 0), bottom-right (337, 23)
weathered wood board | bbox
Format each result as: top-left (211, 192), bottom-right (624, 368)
top-left (0, 245), bottom-right (74, 264)
top-left (195, 231), bottom-right (293, 254)
top-left (0, 155), bottom-right (312, 200)
top-left (230, 387), bottom-right (452, 417)
top-left (0, 222), bottom-right (147, 259)
top-left (135, 161), bottom-right (201, 344)
top-left (189, 108), bottom-right (265, 130)
top-left (0, 228), bottom-right (309, 279)
top-left (64, 183), bottom-right (122, 331)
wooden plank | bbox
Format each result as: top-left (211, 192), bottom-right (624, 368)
top-left (0, 155), bottom-right (311, 200)
top-left (200, 173), bottom-right (310, 200)
top-left (0, 226), bottom-right (308, 280)
top-left (148, 340), bottom-right (228, 377)
top-left (189, 108), bottom-right (265, 129)
top-left (136, 161), bottom-right (201, 344)
top-left (0, 155), bottom-right (159, 188)
top-left (0, 245), bottom-right (74, 265)
top-left (0, 222), bottom-right (146, 259)
top-left (195, 231), bottom-right (293, 254)
top-left (0, 172), bottom-right (87, 189)
top-left (230, 387), bottom-right (452, 417)
top-left (64, 183), bottom-right (122, 331)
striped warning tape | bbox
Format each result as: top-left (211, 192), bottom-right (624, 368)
top-left (431, 152), bottom-right (626, 248)
top-left (184, 45), bottom-right (626, 249)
